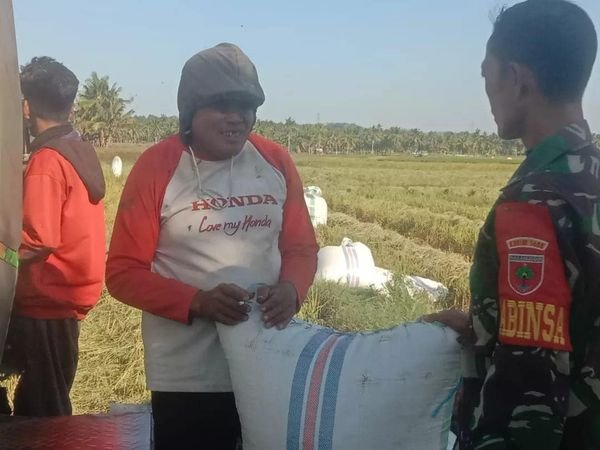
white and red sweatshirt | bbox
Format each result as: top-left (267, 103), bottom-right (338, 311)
top-left (106, 134), bottom-right (318, 392)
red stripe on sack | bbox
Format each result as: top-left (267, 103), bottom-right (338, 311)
top-left (302, 335), bottom-right (341, 450)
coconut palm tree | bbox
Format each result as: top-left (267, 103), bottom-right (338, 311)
top-left (75, 72), bottom-right (134, 147)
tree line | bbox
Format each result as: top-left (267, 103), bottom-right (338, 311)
top-left (73, 73), bottom-right (600, 155)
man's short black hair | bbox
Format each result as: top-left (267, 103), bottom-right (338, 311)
top-left (489, 0), bottom-right (597, 102)
top-left (21, 56), bottom-right (79, 122)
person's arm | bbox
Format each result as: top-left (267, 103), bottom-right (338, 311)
top-left (249, 135), bottom-right (319, 329)
top-left (20, 150), bottom-right (65, 263)
top-left (277, 150), bottom-right (319, 304)
top-left (105, 148), bottom-right (197, 324)
top-left (106, 146), bottom-right (251, 325)
top-left (565, 207), bottom-right (600, 420)
top-left (471, 201), bottom-right (573, 450)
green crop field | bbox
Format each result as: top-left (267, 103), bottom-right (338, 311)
top-left (36, 145), bottom-right (520, 413)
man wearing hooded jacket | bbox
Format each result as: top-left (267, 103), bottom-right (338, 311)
top-left (2, 57), bottom-right (106, 417)
top-left (106, 43), bottom-right (318, 449)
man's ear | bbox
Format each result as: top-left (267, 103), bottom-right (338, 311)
top-left (511, 62), bottom-right (537, 101)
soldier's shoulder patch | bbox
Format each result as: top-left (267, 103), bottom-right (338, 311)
top-left (495, 202), bottom-right (572, 351)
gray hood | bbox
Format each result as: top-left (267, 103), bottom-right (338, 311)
top-left (177, 43), bottom-right (265, 139)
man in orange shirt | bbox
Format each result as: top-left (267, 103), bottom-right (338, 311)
top-left (1, 57), bottom-right (106, 416)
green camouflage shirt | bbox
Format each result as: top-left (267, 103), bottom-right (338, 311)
top-left (459, 121), bottom-right (600, 450)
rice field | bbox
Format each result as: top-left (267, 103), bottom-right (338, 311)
top-left (68, 146), bottom-right (519, 413)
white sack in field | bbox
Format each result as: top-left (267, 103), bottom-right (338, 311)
top-left (404, 275), bottom-right (450, 303)
top-left (316, 238), bottom-right (382, 290)
top-left (111, 156), bottom-right (123, 177)
top-left (373, 266), bottom-right (394, 291)
top-left (304, 186), bottom-right (328, 227)
top-left (217, 306), bottom-right (461, 450)
top-left (316, 239), bottom-right (450, 300)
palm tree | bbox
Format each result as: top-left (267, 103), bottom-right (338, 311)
top-left (75, 72), bottom-right (134, 147)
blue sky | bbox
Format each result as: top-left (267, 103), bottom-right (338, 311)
top-left (12, 0), bottom-right (600, 132)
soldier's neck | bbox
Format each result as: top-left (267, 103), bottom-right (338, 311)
top-left (521, 103), bottom-right (584, 150)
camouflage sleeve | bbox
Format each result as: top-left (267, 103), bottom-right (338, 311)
top-left (466, 199), bottom-right (574, 450)
top-left (563, 189), bottom-right (600, 421)
top-left (470, 348), bottom-right (569, 450)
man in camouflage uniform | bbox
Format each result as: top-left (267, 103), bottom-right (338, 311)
top-left (426, 1), bottom-right (599, 449)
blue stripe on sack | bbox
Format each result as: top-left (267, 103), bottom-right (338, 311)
top-left (318, 334), bottom-right (355, 450)
top-left (287, 330), bottom-right (332, 450)
top-left (431, 380), bottom-right (461, 418)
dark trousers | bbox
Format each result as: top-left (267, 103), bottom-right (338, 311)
top-left (1, 316), bottom-right (80, 416)
top-left (151, 391), bottom-right (241, 450)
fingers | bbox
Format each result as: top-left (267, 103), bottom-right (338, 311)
top-left (219, 294), bottom-right (250, 315)
top-left (420, 310), bottom-right (470, 335)
top-left (262, 293), bottom-right (295, 330)
top-left (218, 284), bottom-right (251, 302)
top-left (263, 301), bottom-right (290, 328)
top-left (210, 283), bottom-right (296, 328)
top-left (214, 304), bottom-right (248, 325)
top-left (260, 294), bottom-right (280, 315)
top-left (215, 303), bottom-right (249, 326)
top-left (260, 285), bottom-right (289, 314)
top-left (213, 289), bottom-right (250, 325)
top-left (215, 312), bottom-right (240, 326)
top-left (421, 313), bottom-right (439, 323)
top-left (267, 310), bottom-right (294, 330)
top-left (255, 285), bottom-right (271, 304)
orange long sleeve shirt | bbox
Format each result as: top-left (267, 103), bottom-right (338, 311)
top-left (14, 148), bottom-right (105, 320)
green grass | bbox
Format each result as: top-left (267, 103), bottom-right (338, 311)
top-left (300, 280), bottom-right (434, 332)
top-left (297, 154), bottom-right (516, 257)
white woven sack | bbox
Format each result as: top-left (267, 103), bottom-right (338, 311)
top-left (217, 306), bottom-right (461, 450)
top-left (111, 156), bottom-right (123, 177)
top-left (304, 186), bottom-right (328, 227)
top-left (316, 238), bottom-right (380, 289)
top-left (373, 266), bottom-right (394, 292)
top-left (404, 275), bottom-right (449, 302)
